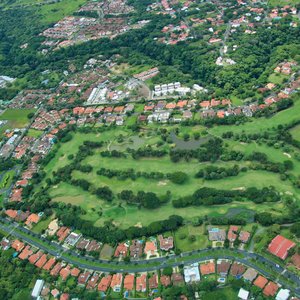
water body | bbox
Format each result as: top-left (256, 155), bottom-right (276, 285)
top-left (170, 131), bottom-right (210, 150)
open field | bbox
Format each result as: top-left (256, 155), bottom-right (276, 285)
top-left (0, 108), bottom-right (35, 138)
top-left (202, 287), bottom-right (237, 300)
top-left (174, 224), bottom-right (208, 252)
top-left (268, 0), bottom-right (300, 7)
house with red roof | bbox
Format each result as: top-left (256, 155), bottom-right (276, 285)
top-left (228, 226), bottom-right (239, 242)
top-left (114, 242), bottom-right (128, 258)
top-left (43, 257), bottom-right (56, 271)
top-left (25, 213), bottom-right (40, 227)
top-left (98, 275), bottom-right (112, 292)
top-left (124, 274), bottom-right (135, 291)
top-left (253, 275), bottom-right (268, 289)
top-left (136, 274), bottom-right (147, 292)
top-left (268, 235), bottom-right (296, 260)
top-left (35, 254), bottom-right (48, 268)
top-left (263, 281), bottom-right (279, 297)
top-left (87, 273), bottom-right (100, 289)
top-left (60, 265), bottom-right (71, 281)
top-left (200, 261), bottom-right (215, 275)
top-left (19, 245), bottom-right (33, 260)
top-left (111, 273), bottom-right (122, 292)
top-left (160, 275), bottom-right (171, 287)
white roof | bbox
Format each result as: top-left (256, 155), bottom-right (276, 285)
top-left (238, 288), bottom-right (249, 300)
top-left (276, 289), bottom-right (290, 300)
top-left (31, 279), bottom-right (44, 298)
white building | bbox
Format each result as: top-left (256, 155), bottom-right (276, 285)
top-left (31, 279), bottom-right (44, 299)
top-left (276, 289), bottom-right (290, 300)
top-left (184, 263), bottom-right (201, 283)
top-left (238, 288), bottom-right (249, 300)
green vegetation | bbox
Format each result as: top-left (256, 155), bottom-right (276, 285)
top-left (0, 109), bottom-right (35, 138)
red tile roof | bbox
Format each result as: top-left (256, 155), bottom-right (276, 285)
top-left (253, 275), bottom-right (268, 289)
top-left (124, 274), bottom-right (135, 291)
top-left (19, 245), bottom-right (33, 260)
top-left (268, 235), bottom-right (296, 260)
top-left (35, 254), bottom-right (48, 268)
top-left (98, 275), bottom-right (112, 292)
top-left (200, 262), bottom-right (215, 275)
top-left (263, 281), bottom-right (279, 297)
top-left (160, 275), bottom-right (171, 287)
top-left (43, 257), bottom-right (56, 271)
top-left (11, 240), bottom-right (25, 252)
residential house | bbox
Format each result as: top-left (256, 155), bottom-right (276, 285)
top-left (243, 268), bottom-right (257, 282)
top-left (78, 271), bottom-right (91, 285)
top-left (253, 275), bottom-right (268, 289)
top-left (263, 282), bottom-right (279, 297)
top-left (136, 274), bottom-right (147, 292)
top-left (148, 274), bottom-right (158, 289)
top-left (65, 232), bottom-right (81, 247)
top-left (217, 260), bottom-right (231, 277)
top-left (43, 257), bottom-right (56, 271)
top-left (268, 235), bottom-right (295, 260)
top-left (144, 240), bottom-right (158, 256)
top-left (114, 242), bottom-right (128, 258)
top-left (160, 275), bottom-right (171, 287)
top-left (184, 263), bottom-right (201, 283)
top-left (171, 273), bottom-right (184, 286)
top-left (158, 235), bottom-right (173, 251)
top-left (19, 245), bottom-right (33, 260)
top-left (98, 275), bottom-right (112, 292)
top-left (130, 240), bottom-right (143, 258)
top-left (208, 228), bottom-right (226, 241)
top-left (230, 263), bottom-right (245, 278)
top-left (200, 261), bottom-right (215, 275)
top-left (87, 274), bottom-right (100, 289)
top-left (227, 226), bottom-right (239, 242)
top-left (111, 273), bottom-right (123, 292)
top-left (123, 274), bottom-right (135, 291)
top-left (239, 231), bottom-right (250, 243)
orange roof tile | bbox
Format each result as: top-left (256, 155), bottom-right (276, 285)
top-left (253, 275), bottom-right (268, 289)
top-left (263, 281), bottom-right (279, 297)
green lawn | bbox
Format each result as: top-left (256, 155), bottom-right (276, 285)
top-left (0, 109), bottom-right (35, 139)
top-left (268, 0), bottom-right (300, 7)
top-left (290, 124), bottom-right (300, 142)
top-left (27, 129), bottom-right (43, 138)
top-left (268, 73), bottom-right (289, 85)
top-left (201, 287), bottom-right (238, 300)
top-left (175, 224), bottom-right (208, 252)
top-left (36, 0), bottom-right (87, 24)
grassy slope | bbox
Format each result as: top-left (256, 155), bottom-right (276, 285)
top-left (209, 96), bottom-right (300, 136)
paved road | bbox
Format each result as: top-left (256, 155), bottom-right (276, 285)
top-left (0, 219), bottom-right (299, 296)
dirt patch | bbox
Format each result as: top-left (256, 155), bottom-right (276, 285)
top-left (232, 186), bottom-right (245, 191)
top-left (158, 180), bottom-right (168, 186)
top-left (285, 191), bottom-right (293, 195)
top-left (283, 152), bottom-right (291, 158)
top-left (59, 155), bottom-right (66, 161)
top-left (134, 222), bottom-right (143, 228)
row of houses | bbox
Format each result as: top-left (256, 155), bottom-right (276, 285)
top-left (2, 236), bottom-right (294, 300)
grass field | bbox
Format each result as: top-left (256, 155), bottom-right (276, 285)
top-left (268, 73), bottom-right (289, 85)
top-left (0, 109), bottom-right (35, 138)
top-left (290, 124), bottom-right (300, 142)
top-left (27, 129), bottom-right (43, 138)
top-left (209, 96), bottom-right (300, 136)
top-left (175, 224), bottom-right (208, 252)
top-left (268, 0), bottom-right (300, 7)
top-left (202, 287), bottom-right (238, 300)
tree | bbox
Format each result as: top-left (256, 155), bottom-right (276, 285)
top-left (168, 172), bottom-right (188, 184)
